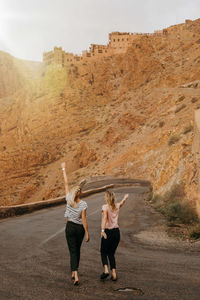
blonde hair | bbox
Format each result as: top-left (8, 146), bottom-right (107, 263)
top-left (67, 185), bottom-right (82, 208)
top-left (105, 190), bottom-right (117, 211)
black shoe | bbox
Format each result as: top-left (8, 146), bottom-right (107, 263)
top-left (100, 272), bottom-right (109, 280)
top-left (111, 276), bottom-right (118, 281)
top-left (74, 280), bottom-right (79, 286)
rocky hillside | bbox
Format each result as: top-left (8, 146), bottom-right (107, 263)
top-left (0, 19), bottom-right (200, 209)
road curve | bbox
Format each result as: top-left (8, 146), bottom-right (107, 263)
top-left (0, 178), bottom-right (200, 300)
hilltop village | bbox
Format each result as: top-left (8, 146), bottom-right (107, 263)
top-left (42, 19), bottom-right (194, 67)
top-left (43, 29), bottom-right (168, 66)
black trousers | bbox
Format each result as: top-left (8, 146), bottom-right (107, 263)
top-left (100, 228), bottom-right (120, 270)
top-left (65, 221), bottom-right (85, 271)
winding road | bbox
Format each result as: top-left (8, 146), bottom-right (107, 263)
top-left (1, 178), bottom-right (200, 300)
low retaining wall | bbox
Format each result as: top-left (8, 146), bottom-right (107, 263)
top-left (0, 178), bottom-right (152, 220)
top-left (0, 184), bottom-right (114, 219)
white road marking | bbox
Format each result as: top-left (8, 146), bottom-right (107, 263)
top-left (40, 227), bottom-right (65, 245)
top-left (40, 207), bottom-right (101, 246)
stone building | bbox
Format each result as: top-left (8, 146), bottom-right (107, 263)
top-left (108, 32), bottom-right (137, 53)
top-left (43, 47), bottom-right (65, 66)
top-left (43, 30), bottom-right (167, 66)
top-left (43, 47), bottom-right (82, 67)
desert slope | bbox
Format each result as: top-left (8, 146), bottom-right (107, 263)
top-left (0, 19), bottom-right (200, 207)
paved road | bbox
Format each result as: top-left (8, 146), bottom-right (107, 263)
top-left (1, 180), bottom-right (200, 300)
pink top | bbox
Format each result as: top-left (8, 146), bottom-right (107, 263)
top-left (102, 203), bottom-right (120, 229)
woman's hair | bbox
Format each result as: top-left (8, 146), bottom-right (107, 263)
top-left (67, 185), bottom-right (82, 208)
top-left (105, 190), bottom-right (117, 211)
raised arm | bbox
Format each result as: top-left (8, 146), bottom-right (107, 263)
top-left (61, 162), bottom-right (69, 195)
top-left (81, 209), bottom-right (90, 242)
top-left (119, 193), bottom-right (129, 208)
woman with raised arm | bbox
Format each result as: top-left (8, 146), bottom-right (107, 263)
top-left (100, 190), bottom-right (128, 281)
top-left (61, 162), bottom-right (90, 286)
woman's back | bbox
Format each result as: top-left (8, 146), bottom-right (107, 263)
top-left (65, 194), bottom-right (88, 224)
top-left (102, 203), bottom-right (120, 229)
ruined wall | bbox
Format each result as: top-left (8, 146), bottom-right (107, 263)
top-left (192, 109), bottom-right (200, 216)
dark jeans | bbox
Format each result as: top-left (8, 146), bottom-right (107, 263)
top-left (100, 228), bottom-right (120, 270)
top-left (65, 221), bottom-right (85, 271)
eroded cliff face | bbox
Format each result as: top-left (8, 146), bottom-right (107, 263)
top-left (0, 19), bottom-right (200, 209)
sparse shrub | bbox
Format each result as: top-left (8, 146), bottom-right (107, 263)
top-left (166, 201), bottom-right (198, 224)
top-left (159, 121), bottom-right (165, 128)
top-left (178, 96), bottom-right (185, 102)
top-left (175, 104), bottom-right (186, 113)
top-left (191, 97), bottom-right (198, 103)
top-left (190, 224), bottom-right (200, 239)
top-left (147, 191), bottom-right (153, 201)
top-left (168, 134), bottom-right (180, 145)
top-left (182, 125), bottom-right (193, 134)
top-left (152, 183), bottom-right (198, 225)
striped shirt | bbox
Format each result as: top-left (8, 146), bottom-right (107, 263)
top-left (64, 193), bottom-right (88, 225)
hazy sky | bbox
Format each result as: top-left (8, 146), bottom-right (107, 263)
top-left (0, 0), bottom-right (199, 61)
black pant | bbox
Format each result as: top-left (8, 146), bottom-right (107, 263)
top-left (100, 228), bottom-right (120, 270)
top-left (65, 221), bottom-right (85, 271)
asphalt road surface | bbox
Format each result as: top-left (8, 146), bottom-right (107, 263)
top-left (1, 179), bottom-right (200, 300)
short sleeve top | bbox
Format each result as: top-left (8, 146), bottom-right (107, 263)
top-left (102, 203), bottom-right (120, 229)
top-left (64, 193), bottom-right (88, 225)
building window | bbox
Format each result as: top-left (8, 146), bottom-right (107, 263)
top-left (113, 39), bottom-right (115, 42)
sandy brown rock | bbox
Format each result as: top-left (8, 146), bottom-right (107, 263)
top-left (1, 19), bottom-right (200, 210)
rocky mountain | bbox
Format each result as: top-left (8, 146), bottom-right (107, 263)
top-left (0, 19), bottom-right (200, 210)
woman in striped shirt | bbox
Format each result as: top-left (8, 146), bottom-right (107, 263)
top-left (61, 162), bottom-right (90, 286)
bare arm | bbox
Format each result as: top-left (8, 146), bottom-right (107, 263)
top-left (101, 210), bottom-right (108, 239)
top-left (82, 209), bottom-right (90, 242)
top-left (61, 162), bottom-right (69, 195)
top-left (119, 193), bottom-right (129, 208)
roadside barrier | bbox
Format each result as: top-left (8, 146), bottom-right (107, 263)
top-left (0, 184), bottom-right (114, 219)
top-left (0, 179), bottom-right (152, 219)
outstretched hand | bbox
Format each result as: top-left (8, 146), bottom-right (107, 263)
top-left (124, 194), bottom-right (129, 200)
top-left (61, 162), bottom-right (66, 169)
